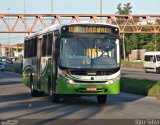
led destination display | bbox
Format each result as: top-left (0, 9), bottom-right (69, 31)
top-left (62, 25), bottom-right (119, 34)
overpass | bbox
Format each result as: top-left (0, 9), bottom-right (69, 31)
top-left (0, 14), bottom-right (160, 33)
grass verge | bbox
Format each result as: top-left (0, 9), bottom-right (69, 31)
top-left (121, 77), bottom-right (160, 97)
top-left (121, 60), bottom-right (143, 65)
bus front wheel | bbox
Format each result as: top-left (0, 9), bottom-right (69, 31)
top-left (48, 77), bottom-right (60, 103)
top-left (50, 93), bottom-right (60, 103)
top-left (97, 95), bottom-right (107, 104)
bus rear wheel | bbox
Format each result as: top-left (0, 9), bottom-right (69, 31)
top-left (30, 79), bottom-right (39, 97)
top-left (30, 76), bottom-right (43, 97)
top-left (97, 95), bottom-right (107, 104)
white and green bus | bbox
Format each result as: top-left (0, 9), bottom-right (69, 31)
top-left (23, 23), bottom-right (120, 104)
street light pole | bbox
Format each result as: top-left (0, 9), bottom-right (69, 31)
top-left (7, 8), bottom-right (11, 57)
top-left (51, 0), bottom-right (53, 24)
top-left (122, 33), bottom-right (126, 60)
top-left (24, 0), bottom-right (26, 14)
top-left (155, 33), bottom-right (157, 51)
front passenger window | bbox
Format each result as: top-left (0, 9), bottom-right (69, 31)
top-left (153, 56), bottom-right (156, 63)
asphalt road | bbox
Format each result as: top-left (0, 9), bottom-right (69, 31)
top-left (121, 70), bottom-right (160, 81)
top-left (4, 62), bottom-right (21, 68)
top-left (0, 71), bottom-right (160, 125)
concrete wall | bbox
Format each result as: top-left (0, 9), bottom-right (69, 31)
top-left (129, 49), bottom-right (146, 62)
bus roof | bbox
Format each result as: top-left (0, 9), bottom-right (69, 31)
top-left (25, 24), bottom-right (61, 39)
top-left (145, 51), bottom-right (160, 55)
top-left (63, 22), bottom-right (119, 28)
top-left (25, 22), bottom-right (119, 39)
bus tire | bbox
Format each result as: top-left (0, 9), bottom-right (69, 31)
top-left (30, 76), bottom-right (39, 97)
top-left (50, 93), bottom-right (60, 103)
top-left (97, 95), bottom-right (107, 104)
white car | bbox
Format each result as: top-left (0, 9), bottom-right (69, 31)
top-left (0, 62), bottom-right (5, 71)
top-left (144, 51), bottom-right (160, 73)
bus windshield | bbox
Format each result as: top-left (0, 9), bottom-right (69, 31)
top-left (59, 36), bottom-right (120, 69)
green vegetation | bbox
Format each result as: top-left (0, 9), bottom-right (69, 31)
top-left (121, 60), bottom-right (143, 65)
top-left (148, 81), bottom-right (160, 97)
top-left (116, 3), bottom-right (132, 14)
top-left (124, 34), bottom-right (160, 53)
top-left (116, 3), bottom-right (160, 60)
top-left (121, 77), bottom-right (160, 97)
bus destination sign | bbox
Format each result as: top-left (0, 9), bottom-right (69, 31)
top-left (62, 25), bottom-right (118, 34)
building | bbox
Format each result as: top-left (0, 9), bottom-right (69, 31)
top-left (0, 44), bottom-right (24, 57)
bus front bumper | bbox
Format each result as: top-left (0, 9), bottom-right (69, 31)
top-left (56, 78), bottom-right (120, 95)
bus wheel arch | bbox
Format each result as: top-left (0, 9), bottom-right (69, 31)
top-left (30, 74), bottom-right (37, 97)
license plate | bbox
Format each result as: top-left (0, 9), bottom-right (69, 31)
top-left (86, 88), bottom-right (97, 91)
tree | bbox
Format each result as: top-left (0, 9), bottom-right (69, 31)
top-left (143, 42), bottom-right (155, 51)
top-left (116, 3), bottom-right (132, 60)
top-left (123, 3), bottom-right (132, 14)
top-left (116, 3), bottom-right (132, 15)
top-left (116, 3), bottom-right (123, 14)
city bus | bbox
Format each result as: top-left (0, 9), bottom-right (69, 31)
top-left (23, 22), bottom-right (120, 104)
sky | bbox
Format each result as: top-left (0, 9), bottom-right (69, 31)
top-left (0, 0), bottom-right (160, 44)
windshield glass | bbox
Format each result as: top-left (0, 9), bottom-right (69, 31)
top-left (156, 55), bottom-right (160, 61)
top-left (60, 37), bottom-right (120, 69)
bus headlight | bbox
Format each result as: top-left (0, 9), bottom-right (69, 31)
top-left (67, 79), bottom-right (74, 84)
top-left (108, 80), bottom-right (114, 84)
top-left (106, 75), bottom-right (120, 84)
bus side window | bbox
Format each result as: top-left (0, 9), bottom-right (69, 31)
top-left (42, 35), bottom-right (47, 57)
top-left (47, 33), bottom-right (53, 56)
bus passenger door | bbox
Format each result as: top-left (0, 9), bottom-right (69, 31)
top-left (37, 35), bottom-right (42, 90)
top-left (51, 31), bottom-right (59, 93)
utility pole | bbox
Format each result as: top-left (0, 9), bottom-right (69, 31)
top-left (100, 0), bottom-right (102, 23)
top-left (122, 33), bottom-right (126, 60)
